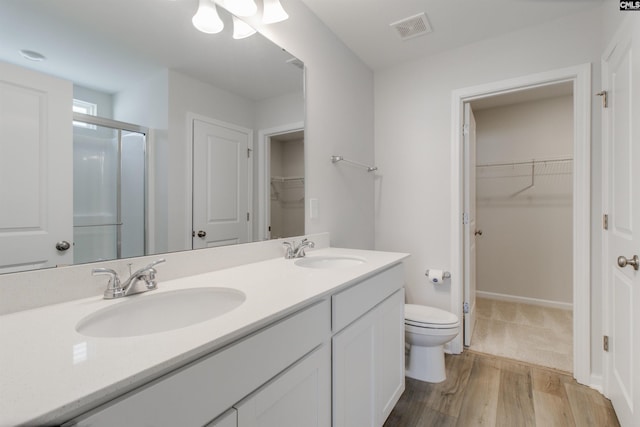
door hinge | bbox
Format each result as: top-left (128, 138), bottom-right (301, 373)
top-left (462, 212), bottom-right (469, 225)
top-left (603, 335), bottom-right (609, 352)
top-left (462, 124), bottom-right (469, 136)
top-left (596, 91), bottom-right (608, 108)
top-left (603, 214), bottom-right (609, 230)
top-left (246, 212), bottom-right (250, 221)
top-left (247, 148), bottom-right (252, 158)
top-left (463, 302), bottom-right (469, 314)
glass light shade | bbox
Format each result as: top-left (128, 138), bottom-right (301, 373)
top-left (232, 16), bottom-right (257, 39)
top-left (221, 0), bottom-right (257, 17)
top-left (192, 0), bottom-right (224, 34)
top-left (262, 0), bottom-right (288, 24)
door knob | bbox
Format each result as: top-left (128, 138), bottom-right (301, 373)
top-left (197, 230), bottom-right (207, 238)
top-left (55, 240), bottom-right (71, 251)
top-left (617, 255), bottom-right (639, 271)
top-left (474, 230), bottom-right (483, 236)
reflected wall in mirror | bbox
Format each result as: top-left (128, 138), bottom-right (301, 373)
top-left (0, 0), bottom-right (305, 274)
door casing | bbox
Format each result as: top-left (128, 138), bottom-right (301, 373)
top-left (450, 64), bottom-right (592, 386)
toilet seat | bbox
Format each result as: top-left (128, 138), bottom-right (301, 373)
top-left (404, 304), bottom-right (459, 329)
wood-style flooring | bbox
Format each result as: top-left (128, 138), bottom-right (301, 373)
top-left (384, 351), bottom-right (619, 427)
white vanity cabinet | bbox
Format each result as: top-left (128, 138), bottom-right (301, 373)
top-left (65, 300), bottom-right (330, 427)
top-left (332, 265), bottom-right (405, 427)
top-left (62, 261), bottom-right (406, 427)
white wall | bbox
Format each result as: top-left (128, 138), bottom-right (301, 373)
top-left (249, 0), bottom-right (375, 249)
top-left (114, 70), bottom-right (170, 253)
top-left (474, 96), bottom-right (573, 304)
top-left (374, 7), bottom-right (604, 374)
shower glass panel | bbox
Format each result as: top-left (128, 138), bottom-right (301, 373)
top-left (72, 115), bottom-right (147, 264)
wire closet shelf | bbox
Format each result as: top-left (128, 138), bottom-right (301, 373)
top-left (476, 157), bottom-right (573, 177)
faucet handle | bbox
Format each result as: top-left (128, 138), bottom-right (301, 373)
top-left (92, 268), bottom-right (124, 299)
top-left (283, 241), bottom-right (294, 259)
top-left (144, 258), bottom-right (166, 270)
top-left (136, 259), bottom-right (165, 290)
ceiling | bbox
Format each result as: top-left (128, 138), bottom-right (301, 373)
top-left (299, 0), bottom-right (605, 70)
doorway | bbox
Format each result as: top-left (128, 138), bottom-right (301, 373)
top-left (257, 122), bottom-right (305, 241)
top-left (465, 84), bottom-right (574, 372)
top-left (268, 131), bottom-right (305, 239)
top-left (450, 64), bottom-right (592, 384)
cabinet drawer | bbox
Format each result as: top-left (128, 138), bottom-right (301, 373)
top-left (332, 264), bottom-right (404, 333)
top-left (66, 299), bottom-right (331, 427)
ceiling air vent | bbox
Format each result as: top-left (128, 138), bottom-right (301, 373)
top-left (390, 12), bottom-right (432, 41)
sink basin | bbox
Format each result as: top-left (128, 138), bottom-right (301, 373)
top-left (294, 256), bottom-right (366, 269)
top-left (76, 287), bottom-right (246, 338)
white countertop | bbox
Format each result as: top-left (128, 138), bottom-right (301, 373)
top-left (0, 247), bottom-right (408, 426)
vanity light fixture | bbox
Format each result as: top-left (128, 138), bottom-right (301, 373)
top-left (191, 0), bottom-right (288, 37)
top-left (232, 15), bottom-right (257, 39)
top-left (192, 0), bottom-right (224, 34)
top-left (262, 0), bottom-right (289, 24)
top-left (220, 0), bottom-right (257, 17)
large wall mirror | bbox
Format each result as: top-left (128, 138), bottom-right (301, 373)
top-left (0, 0), bottom-right (305, 274)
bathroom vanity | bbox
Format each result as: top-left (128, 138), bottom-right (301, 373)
top-left (0, 244), bottom-right (408, 426)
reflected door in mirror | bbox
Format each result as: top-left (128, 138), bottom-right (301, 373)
top-left (0, 62), bottom-right (73, 273)
top-left (192, 118), bottom-right (251, 249)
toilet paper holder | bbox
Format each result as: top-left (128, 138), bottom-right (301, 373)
top-left (425, 269), bottom-right (451, 279)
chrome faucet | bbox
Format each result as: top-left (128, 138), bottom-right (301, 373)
top-left (283, 239), bottom-right (315, 259)
top-left (92, 259), bottom-right (166, 299)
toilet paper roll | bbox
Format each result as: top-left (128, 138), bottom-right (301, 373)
top-left (427, 269), bottom-right (445, 284)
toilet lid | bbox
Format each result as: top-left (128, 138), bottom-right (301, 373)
top-left (404, 304), bottom-right (459, 327)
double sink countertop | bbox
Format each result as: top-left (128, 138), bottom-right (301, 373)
top-left (0, 247), bottom-right (408, 426)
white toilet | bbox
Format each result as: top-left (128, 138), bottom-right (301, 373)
top-left (404, 304), bottom-right (460, 383)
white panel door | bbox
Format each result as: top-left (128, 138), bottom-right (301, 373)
top-left (463, 103), bottom-right (478, 347)
top-left (604, 15), bottom-right (640, 427)
top-left (192, 119), bottom-right (250, 249)
top-left (0, 61), bottom-right (73, 273)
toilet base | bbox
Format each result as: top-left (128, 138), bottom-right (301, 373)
top-left (405, 344), bottom-right (446, 383)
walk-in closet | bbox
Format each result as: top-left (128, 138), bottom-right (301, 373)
top-left (468, 83), bottom-right (574, 372)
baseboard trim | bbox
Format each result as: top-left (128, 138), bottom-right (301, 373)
top-left (589, 374), bottom-right (603, 394)
top-left (477, 291), bottom-right (573, 311)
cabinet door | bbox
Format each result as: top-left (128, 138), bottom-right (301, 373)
top-left (235, 345), bottom-right (330, 427)
top-left (333, 306), bottom-right (377, 427)
top-left (376, 289), bottom-right (405, 421)
top-left (333, 289), bottom-right (405, 427)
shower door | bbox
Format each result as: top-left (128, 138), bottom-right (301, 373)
top-left (73, 114), bottom-right (147, 264)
